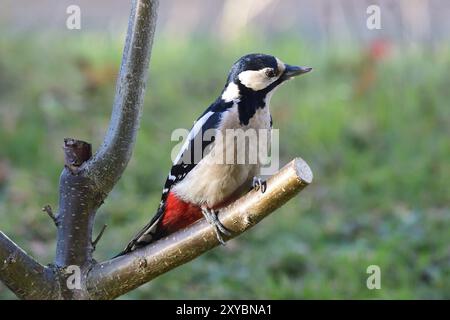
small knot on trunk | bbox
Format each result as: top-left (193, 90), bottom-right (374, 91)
top-left (63, 138), bottom-right (92, 173)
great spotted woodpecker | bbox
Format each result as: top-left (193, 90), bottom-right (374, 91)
top-left (119, 53), bottom-right (311, 254)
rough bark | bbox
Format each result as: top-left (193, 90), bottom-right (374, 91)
top-left (0, 232), bottom-right (58, 299)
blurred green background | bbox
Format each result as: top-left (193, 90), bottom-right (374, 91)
top-left (1, 0), bottom-right (450, 299)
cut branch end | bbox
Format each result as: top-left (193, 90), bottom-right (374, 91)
top-left (63, 138), bottom-right (92, 173)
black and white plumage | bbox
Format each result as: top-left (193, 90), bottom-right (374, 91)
top-left (119, 53), bottom-right (311, 255)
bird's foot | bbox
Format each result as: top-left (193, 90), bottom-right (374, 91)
top-left (201, 207), bottom-right (231, 245)
top-left (252, 176), bottom-right (267, 193)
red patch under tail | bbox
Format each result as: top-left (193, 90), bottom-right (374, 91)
top-left (159, 191), bottom-right (203, 236)
top-left (157, 190), bottom-right (242, 240)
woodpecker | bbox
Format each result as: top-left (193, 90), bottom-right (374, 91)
top-left (119, 53), bottom-right (311, 255)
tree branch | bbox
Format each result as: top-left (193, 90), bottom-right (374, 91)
top-left (42, 205), bottom-right (59, 226)
top-left (0, 232), bottom-right (58, 299)
top-left (92, 224), bottom-right (108, 251)
top-left (55, 0), bottom-right (157, 267)
top-left (86, 158), bottom-right (313, 299)
top-left (83, 0), bottom-right (158, 193)
top-left (55, 138), bottom-right (96, 269)
top-left (1, 0), bottom-right (159, 300)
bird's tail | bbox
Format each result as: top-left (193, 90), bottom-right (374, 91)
top-left (114, 212), bottom-right (163, 258)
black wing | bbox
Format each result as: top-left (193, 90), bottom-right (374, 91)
top-left (119, 100), bottom-right (232, 254)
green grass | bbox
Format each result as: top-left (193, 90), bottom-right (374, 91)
top-left (0, 33), bottom-right (449, 299)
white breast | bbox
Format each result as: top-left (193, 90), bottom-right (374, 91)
top-left (172, 104), bottom-right (272, 208)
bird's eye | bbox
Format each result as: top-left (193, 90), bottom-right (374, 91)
top-left (265, 69), bottom-right (276, 78)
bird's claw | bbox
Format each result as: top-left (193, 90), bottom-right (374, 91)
top-left (201, 207), bottom-right (231, 245)
top-left (252, 176), bottom-right (267, 193)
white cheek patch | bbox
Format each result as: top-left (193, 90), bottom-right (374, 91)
top-left (238, 68), bottom-right (278, 91)
top-left (221, 82), bottom-right (241, 102)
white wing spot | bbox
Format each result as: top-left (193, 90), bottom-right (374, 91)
top-left (173, 111), bottom-right (215, 165)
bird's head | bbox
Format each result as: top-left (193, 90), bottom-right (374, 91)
top-left (221, 53), bottom-right (312, 102)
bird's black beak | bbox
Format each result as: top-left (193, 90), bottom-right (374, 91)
top-left (282, 64), bottom-right (312, 80)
